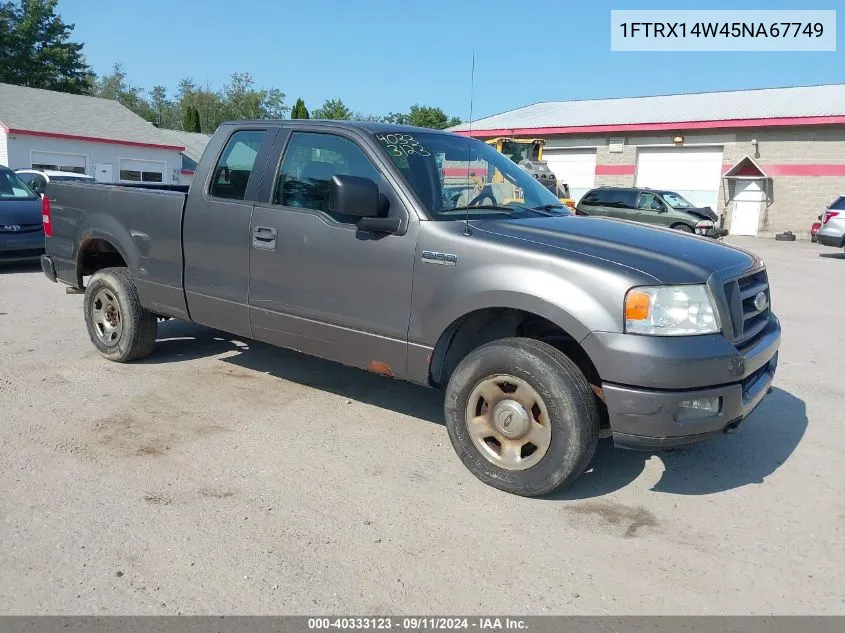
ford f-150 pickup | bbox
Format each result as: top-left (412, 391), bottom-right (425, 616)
top-left (40, 120), bottom-right (781, 496)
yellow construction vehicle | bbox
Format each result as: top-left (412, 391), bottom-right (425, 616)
top-left (485, 137), bottom-right (574, 208)
top-left (485, 137), bottom-right (545, 163)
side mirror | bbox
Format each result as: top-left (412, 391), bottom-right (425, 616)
top-left (329, 175), bottom-right (379, 218)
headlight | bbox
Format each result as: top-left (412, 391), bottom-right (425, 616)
top-left (625, 285), bottom-right (720, 335)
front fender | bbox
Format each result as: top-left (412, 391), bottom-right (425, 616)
top-left (411, 264), bottom-right (621, 347)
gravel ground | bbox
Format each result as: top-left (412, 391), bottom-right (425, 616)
top-left (0, 237), bottom-right (843, 615)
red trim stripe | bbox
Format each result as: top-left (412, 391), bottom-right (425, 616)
top-left (8, 128), bottom-right (185, 151)
top-left (595, 164), bottom-right (636, 176)
top-left (454, 115), bottom-right (845, 138)
top-left (766, 164), bottom-right (845, 177)
top-left (180, 169), bottom-right (195, 176)
top-left (442, 167), bottom-right (484, 177)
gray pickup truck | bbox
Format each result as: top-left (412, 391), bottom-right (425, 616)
top-left (40, 120), bottom-right (781, 496)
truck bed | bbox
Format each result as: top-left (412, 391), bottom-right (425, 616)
top-left (45, 181), bottom-right (191, 320)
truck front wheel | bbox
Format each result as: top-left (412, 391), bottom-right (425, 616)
top-left (444, 337), bottom-right (599, 497)
top-left (83, 267), bottom-right (157, 362)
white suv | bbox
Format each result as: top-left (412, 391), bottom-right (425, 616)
top-left (817, 195), bottom-right (845, 252)
top-left (14, 169), bottom-right (94, 196)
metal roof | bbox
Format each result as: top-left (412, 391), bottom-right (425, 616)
top-left (158, 129), bottom-right (211, 163)
top-left (0, 82), bottom-right (184, 149)
top-left (451, 84), bottom-right (845, 133)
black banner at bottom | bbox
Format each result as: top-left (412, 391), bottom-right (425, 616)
top-left (0, 617), bottom-right (843, 633)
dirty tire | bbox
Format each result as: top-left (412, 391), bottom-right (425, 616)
top-left (671, 223), bottom-right (693, 233)
top-left (83, 267), bottom-right (157, 362)
top-left (444, 337), bottom-right (599, 497)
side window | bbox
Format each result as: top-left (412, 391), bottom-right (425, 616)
top-left (31, 175), bottom-right (47, 194)
top-left (17, 172), bottom-right (34, 185)
top-left (580, 191), bottom-right (598, 205)
top-left (601, 189), bottom-right (637, 209)
top-left (209, 129), bottom-right (267, 200)
top-left (637, 192), bottom-right (663, 210)
top-left (274, 132), bottom-right (380, 222)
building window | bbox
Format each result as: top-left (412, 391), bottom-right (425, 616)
top-left (31, 163), bottom-right (87, 174)
top-left (119, 170), bottom-right (163, 183)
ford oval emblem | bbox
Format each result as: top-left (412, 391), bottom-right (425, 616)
top-left (753, 291), bottom-right (768, 311)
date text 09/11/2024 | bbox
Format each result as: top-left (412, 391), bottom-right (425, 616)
top-left (307, 617), bottom-right (528, 630)
top-left (619, 22), bottom-right (824, 38)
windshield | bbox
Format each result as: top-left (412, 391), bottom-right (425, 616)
top-left (0, 169), bottom-right (38, 201)
top-left (373, 131), bottom-right (568, 221)
top-left (498, 139), bottom-right (540, 164)
top-left (661, 191), bottom-right (695, 209)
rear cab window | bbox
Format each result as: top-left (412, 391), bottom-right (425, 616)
top-left (209, 129), bottom-right (268, 200)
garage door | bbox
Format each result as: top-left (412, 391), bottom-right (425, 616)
top-left (31, 151), bottom-right (86, 174)
top-left (118, 158), bottom-right (166, 183)
top-left (635, 147), bottom-right (723, 210)
top-left (542, 149), bottom-right (597, 203)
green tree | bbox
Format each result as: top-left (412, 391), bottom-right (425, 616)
top-left (177, 78), bottom-right (223, 133)
top-left (220, 72), bottom-right (288, 122)
top-left (291, 98), bottom-right (309, 119)
top-left (312, 98), bottom-right (352, 120)
top-left (149, 84), bottom-right (180, 129)
top-left (406, 105), bottom-right (461, 129)
top-left (182, 105), bottom-right (201, 133)
top-left (382, 112), bottom-right (409, 125)
top-left (352, 112), bottom-right (382, 122)
top-left (92, 63), bottom-right (155, 121)
top-left (0, 0), bottom-right (93, 93)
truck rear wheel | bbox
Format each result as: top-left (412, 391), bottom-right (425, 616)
top-left (444, 337), bottom-right (599, 497)
top-left (83, 267), bottom-right (157, 362)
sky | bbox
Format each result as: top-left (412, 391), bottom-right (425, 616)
top-left (60, 0), bottom-right (844, 121)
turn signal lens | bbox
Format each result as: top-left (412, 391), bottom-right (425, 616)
top-left (625, 291), bottom-right (651, 321)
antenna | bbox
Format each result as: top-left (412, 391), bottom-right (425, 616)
top-left (463, 50), bottom-right (475, 237)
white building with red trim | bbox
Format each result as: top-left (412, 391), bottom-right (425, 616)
top-left (0, 82), bottom-right (185, 185)
top-left (452, 84), bottom-right (845, 238)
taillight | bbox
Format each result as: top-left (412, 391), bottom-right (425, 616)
top-left (822, 211), bottom-right (840, 225)
top-left (42, 195), bottom-right (52, 237)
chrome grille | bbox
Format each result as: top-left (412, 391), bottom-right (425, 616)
top-left (724, 269), bottom-right (771, 345)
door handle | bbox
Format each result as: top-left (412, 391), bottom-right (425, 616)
top-left (252, 225), bottom-right (277, 250)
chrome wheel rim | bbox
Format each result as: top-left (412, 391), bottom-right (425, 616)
top-left (465, 374), bottom-right (552, 471)
top-left (91, 288), bottom-right (123, 345)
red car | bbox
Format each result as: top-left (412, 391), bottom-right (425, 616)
top-left (811, 215), bottom-right (822, 243)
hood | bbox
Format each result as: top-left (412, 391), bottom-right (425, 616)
top-left (473, 215), bottom-right (756, 284)
top-left (685, 206), bottom-right (718, 222)
top-left (0, 197), bottom-right (43, 226)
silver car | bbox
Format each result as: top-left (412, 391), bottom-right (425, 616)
top-left (817, 195), bottom-right (845, 251)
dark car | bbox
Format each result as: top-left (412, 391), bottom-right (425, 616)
top-left (0, 165), bottom-right (46, 263)
top-left (576, 187), bottom-right (728, 238)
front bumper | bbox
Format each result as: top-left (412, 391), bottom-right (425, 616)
top-left (0, 231), bottom-right (45, 263)
top-left (699, 226), bottom-right (729, 239)
top-left (583, 315), bottom-right (781, 450)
